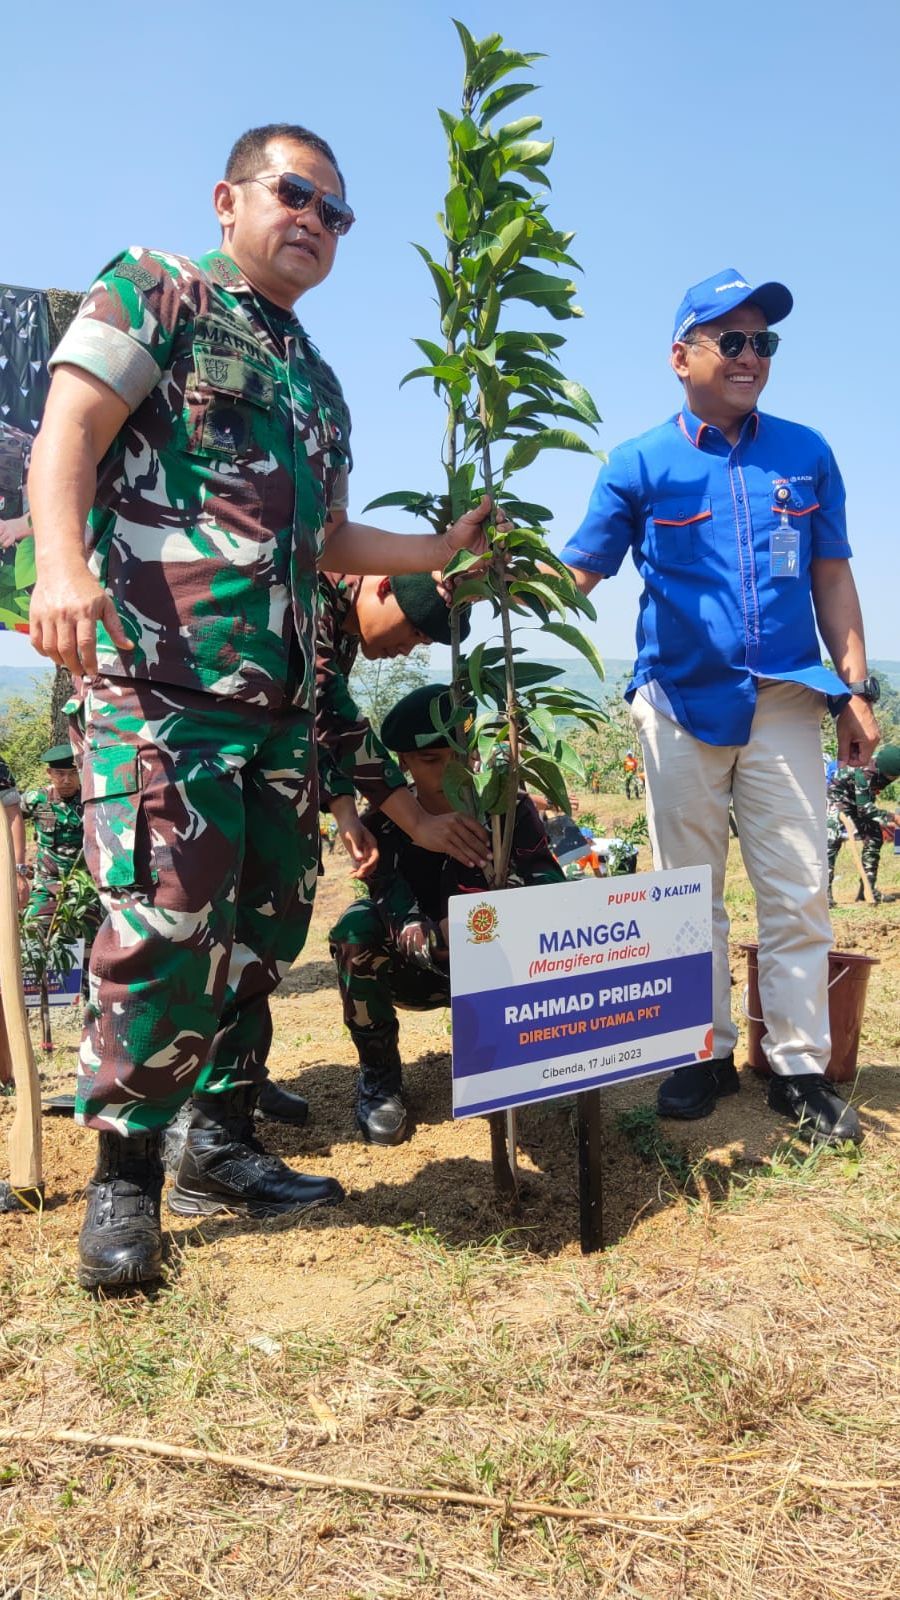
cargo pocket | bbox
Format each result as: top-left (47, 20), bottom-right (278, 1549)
top-left (83, 745), bottom-right (156, 891)
top-left (185, 349), bottom-right (275, 460)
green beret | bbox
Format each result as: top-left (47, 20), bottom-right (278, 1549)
top-left (389, 573), bottom-right (471, 647)
top-left (380, 684), bottom-right (460, 752)
top-left (874, 744), bottom-right (900, 781)
top-left (41, 743), bottom-right (75, 768)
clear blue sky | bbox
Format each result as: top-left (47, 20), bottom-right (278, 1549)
top-left (3, 0), bottom-right (896, 674)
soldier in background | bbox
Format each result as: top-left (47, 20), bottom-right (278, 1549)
top-left (21, 744), bottom-right (93, 924)
top-left (329, 685), bottom-right (563, 1144)
top-left (827, 745), bottom-right (900, 904)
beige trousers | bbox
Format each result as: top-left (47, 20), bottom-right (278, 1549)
top-left (631, 681), bottom-right (832, 1076)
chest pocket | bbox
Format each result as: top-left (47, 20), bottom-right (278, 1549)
top-left (185, 348), bottom-right (276, 460)
top-left (648, 495), bottom-right (712, 566)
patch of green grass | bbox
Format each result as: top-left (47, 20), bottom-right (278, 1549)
top-left (616, 1103), bottom-right (702, 1188)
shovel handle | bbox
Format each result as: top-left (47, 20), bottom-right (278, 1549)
top-left (0, 803), bottom-right (42, 1192)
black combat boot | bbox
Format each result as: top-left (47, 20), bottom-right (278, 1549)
top-left (255, 1077), bottom-right (309, 1125)
top-left (78, 1130), bottom-right (164, 1290)
top-left (355, 1029), bottom-right (407, 1145)
top-left (169, 1086), bottom-right (343, 1218)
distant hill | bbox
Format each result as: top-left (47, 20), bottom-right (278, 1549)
top-left (534, 657), bottom-right (900, 700)
top-left (0, 664), bottom-right (52, 701)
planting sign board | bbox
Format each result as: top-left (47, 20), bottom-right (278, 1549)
top-left (449, 868), bottom-right (713, 1118)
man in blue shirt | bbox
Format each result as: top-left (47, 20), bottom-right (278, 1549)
top-left (561, 269), bottom-right (880, 1145)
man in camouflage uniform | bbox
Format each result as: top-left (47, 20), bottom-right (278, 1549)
top-left (21, 743), bottom-right (94, 925)
top-left (317, 569), bottom-right (487, 874)
top-left (826, 745), bottom-right (900, 904)
top-left (27, 123), bottom-right (492, 1288)
top-left (329, 685), bottom-right (564, 1143)
top-left (242, 570), bottom-right (487, 1130)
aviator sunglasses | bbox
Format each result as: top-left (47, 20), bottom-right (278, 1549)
top-left (234, 171), bottom-right (355, 236)
top-left (690, 329), bottom-right (781, 359)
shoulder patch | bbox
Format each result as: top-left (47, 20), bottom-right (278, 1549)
top-left (114, 259), bottom-right (159, 293)
top-left (208, 256), bottom-right (244, 287)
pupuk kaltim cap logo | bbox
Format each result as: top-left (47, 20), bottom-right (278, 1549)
top-left (466, 901), bottom-right (499, 944)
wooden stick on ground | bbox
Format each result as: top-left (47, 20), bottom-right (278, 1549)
top-left (0, 1426), bottom-right (706, 1529)
top-left (0, 804), bottom-right (42, 1209)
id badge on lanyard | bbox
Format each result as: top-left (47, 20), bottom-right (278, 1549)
top-left (771, 484), bottom-right (799, 578)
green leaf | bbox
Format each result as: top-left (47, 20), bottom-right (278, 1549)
top-left (412, 244), bottom-right (455, 314)
top-left (519, 754), bottom-right (571, 814)
top-left (453, 114), bottom-right (481, 151)
top-left (488, 216), bottom-right (531, 275)
top-left (464, 640), bottom-right (487, 700)
top-left (451, 578), bottom-right (498, 610)
top-left (513, 662), bottom-right (566, 688)
top-left (413, 337), bottom-right (448, 365)
top-left (452, 18), bottom-right (478, 73)
top-left (442, 758), bottom-right (476, 815)
top-left (496, 115), bottom-right (544, 143)
top-left (361, 490), bottom-right (436, 513)
top-left (557, 380), bottom-right (602, 425)
top-left (539, 620), bottom-right (606, 683)
top-left (443, 547), bottom-right (488, 578)
top-left (445, 185), bottom-right (469, 240)
top-left (13, 536), bottom-right (36, 591)
top-left (479, 81), bottom-right (535, 122)
top-left (503, 428), bottom-right (596, 475)
top-left (400, 362), bottom-right (468, 389)
top-left (508, 578), bottom-right (568, 619)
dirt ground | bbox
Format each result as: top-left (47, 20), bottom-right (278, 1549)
top-left (1, 795), bottom-right (898, 1599)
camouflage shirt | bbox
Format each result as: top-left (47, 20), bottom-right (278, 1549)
top-left (49, 246), bottom-right (351, 713)
top-left (316, 572), bottom-right (407, 809)
top-left (21, 786), bottom-right (84, 875)
top-left (359, 795), bottom-right (564, 974)
top-left (0, 420), bottom-right (31, 519)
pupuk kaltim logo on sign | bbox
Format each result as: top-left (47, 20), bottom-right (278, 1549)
top-left (467, 902), bottom-right (499, 944)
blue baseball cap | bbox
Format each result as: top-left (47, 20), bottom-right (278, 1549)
top-left (673, 268), bottom-right (793, 344)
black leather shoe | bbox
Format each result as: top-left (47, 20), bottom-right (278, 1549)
top-left (657, 1056), bottom-right (739, 1120)
top-left (78, 1131), bottom-right (164, 1289)
top-left (169, 1087), bottom-right (343, 1218)
top-left (354, 1030), bottom-right (407, 1145)
top-left (255, 1078), bottom-right (309, 1126)
top-left (767, 1074), bottom-right (862, 1145)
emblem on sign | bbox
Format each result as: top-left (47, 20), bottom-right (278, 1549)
top-left (206, 358), bottom-right (230, 385)
top-left (466, 902), bottom-right (499, 944)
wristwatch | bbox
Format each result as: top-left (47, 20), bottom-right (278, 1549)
top-left (845, 676), bottom-right (880, 704)
top-left (15, 863), bottom-right (33, 879)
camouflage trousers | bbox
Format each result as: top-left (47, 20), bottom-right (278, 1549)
top-left (72, 677), bottom-right (319, 1134)
top-left (329, 900), bottom-right (449, 1059)
top-left (826, 809), bottom-right (883, 882)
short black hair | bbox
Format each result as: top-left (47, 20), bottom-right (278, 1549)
top-left (225, 124), bottom-right (346, 198)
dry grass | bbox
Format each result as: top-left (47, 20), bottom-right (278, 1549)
top-left (0, 799), bottom-right (898, 1598)
top-left (2, 1141), bottom-right (899, 1599)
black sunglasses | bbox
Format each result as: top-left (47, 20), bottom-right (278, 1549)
top-left (235, 171), bottom-right (355, 237)
top-left (691, 329), bottom-right (780, 359)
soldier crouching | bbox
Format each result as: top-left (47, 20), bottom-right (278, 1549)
top-left (329, 685), bottom-right (564, 1144)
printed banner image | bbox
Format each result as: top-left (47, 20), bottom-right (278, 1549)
top-left (449, 867), bottom-right (713, 1118)
top-left (22, 940), bottom-right (84, 1008)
